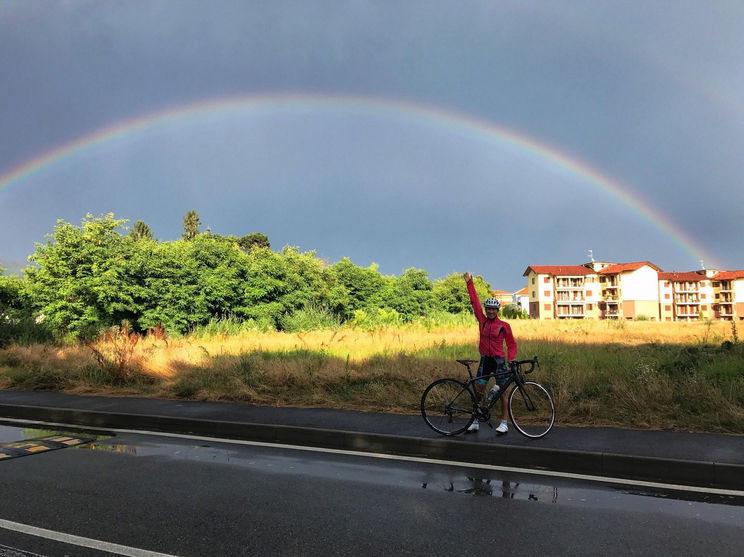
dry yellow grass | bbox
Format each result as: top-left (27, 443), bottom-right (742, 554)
top-left (2, 319), bottom-right (731, 381)
top-left (2, 319), bottom-right (741, 432)
top-left (510, 319), bottom-right (732, 345)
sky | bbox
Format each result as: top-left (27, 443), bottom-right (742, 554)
top-left (1, 0), bottom-right (742, 291)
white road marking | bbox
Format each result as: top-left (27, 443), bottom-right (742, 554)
top-left (2, 416), bottom-right (743, 498)
top-left (0, 542), bottom-right (47, 557)
top-left (0, 519), bottom-right (177, 557)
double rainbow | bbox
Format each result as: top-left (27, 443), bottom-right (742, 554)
top-left (0, 93), bottom-right (716, 267)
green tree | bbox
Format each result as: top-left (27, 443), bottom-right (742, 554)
top-left (129, 220), bottom-right (154, 241)
top-left (329, 258), bottom-right (387, 319)
top-left (25, 214), bottom-right (140, 337)
top-left (386, 267), bottom-right (435, 320)
top-left (238, 232), bottom-right (270, 251)
top-left (182, 210), bottom-right (201, 241)
top-left (501, 303), bottom-right (528, 319)
top-left (137, 234), bottom-right (250, 333)
top-left (0, 267), bottom-right (22, 315)
top-left (432, 273), bottom-right (492, 313)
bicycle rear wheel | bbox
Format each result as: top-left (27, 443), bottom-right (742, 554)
top-left (421, 378), bottom-right (476, 436)
top-left (508, 381), bottom-right (555, 438)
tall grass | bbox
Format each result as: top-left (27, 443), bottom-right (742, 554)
top-left (0, 316), bottom-right (54, 348)
top-left (0, 319), bottom-right (742, 432)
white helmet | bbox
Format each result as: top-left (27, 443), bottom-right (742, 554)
top-left (484, 298), bottom-right (501, 310)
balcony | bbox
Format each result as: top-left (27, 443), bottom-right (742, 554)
top-left (676, 311), bottom-right (700, 318)
top-left (557, 307), bottom-right (585, 318)
top-left (674, 283), bottom-right (699, 292)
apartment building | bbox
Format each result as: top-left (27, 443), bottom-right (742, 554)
top-left (597, 262), bottom-right (662, 319)
top-left (491, 289), bottom-right (514, 307)
top-left (712, 270), bottom-right (744, 320)
top-left (658, 272), bottom-right (715, 321)
top-left (523, 265), bottom-right (598, 320)
top-left (512, 286), bottom-right (529, 311)
top-left (523, 261), bottom-right (744, 321)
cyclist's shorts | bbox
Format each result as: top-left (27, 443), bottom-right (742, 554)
top-left (477, 355), bottom-right (508, 385)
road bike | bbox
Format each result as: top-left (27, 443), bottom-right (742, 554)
top-left (420, 356), bottom-right (555, 438)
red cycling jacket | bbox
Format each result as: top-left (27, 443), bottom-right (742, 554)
top-left (467, 278), bottom-right (517, 360)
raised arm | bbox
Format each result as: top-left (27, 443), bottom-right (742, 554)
top-left (464, 272), bottom-right (485, 322)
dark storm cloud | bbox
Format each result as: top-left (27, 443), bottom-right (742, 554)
top-left (1, 0), bottom-right (742, 288)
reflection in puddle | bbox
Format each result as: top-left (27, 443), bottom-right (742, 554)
top-left (74, 431), bottom-right (744, 528)
top-left (0, 423), bottom-right (110, 444)
top-left (423, 477), bottom-right (558, 503)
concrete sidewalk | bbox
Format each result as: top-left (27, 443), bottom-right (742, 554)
top-left (0, 390), bottom-right (742, 490)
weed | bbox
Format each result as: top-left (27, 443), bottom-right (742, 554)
top-left (83, 322), bottom-right (142, 384)
top-left (731, 320), bottom-right (739, 344)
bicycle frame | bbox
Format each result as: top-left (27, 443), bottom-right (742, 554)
top-left (457, 358), bottom-right (539, 418)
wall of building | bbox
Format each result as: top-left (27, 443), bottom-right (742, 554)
top-left (699, 279), bottom-right (715, 319)
top-left (621, 266), bottom-right (660, 300)
top-left (735, 281), bottom-right (744, 318)
top-left (527, 271), bottom-right (555, 319)
top-left (623, 300), bottom-right (660, 320)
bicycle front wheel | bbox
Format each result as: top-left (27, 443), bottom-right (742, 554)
top-left (508, 381), bottom-right (555, 438)
top-left (421, 378), bottom-right (476, 436)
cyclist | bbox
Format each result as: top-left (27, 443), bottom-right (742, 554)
top-left (463, 272), bottom-right (517, 434)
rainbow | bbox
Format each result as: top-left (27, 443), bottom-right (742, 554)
top-left (0, 92), bottom-right (718, 267)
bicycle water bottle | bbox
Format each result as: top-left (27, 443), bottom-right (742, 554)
top-left (486, 384), bottom-right (500, 401)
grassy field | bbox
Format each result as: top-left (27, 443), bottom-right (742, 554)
top-left (0, 319), bottom-right (742, 433)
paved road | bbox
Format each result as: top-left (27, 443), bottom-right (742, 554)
top-left (1, 425), bottom-right (743, 556)
top-left (0, 390), bottom-right (742, 490)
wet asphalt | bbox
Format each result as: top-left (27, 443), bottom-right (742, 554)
top-left (0, 389), bottom-right (742, 490)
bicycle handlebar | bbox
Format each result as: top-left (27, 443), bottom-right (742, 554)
top-left (456, 356), bottom-right (539, 376)
top-left (510, 356), bottom-right (539, 374)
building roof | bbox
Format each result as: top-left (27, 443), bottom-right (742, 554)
top-left (658, 271), bottom-right (706, 282)
top-left (712, 270), bottom-right (744, 280)
top-left (523, 265), bottom-right (593, 277)
top-left (491, 289), bottom-right (511, 296)
top-left (597, 261), bottom-right (662, 274)
top-left (514, 286), bottom-right (529, 295)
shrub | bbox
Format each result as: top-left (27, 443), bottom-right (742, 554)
top-left (280, 305), bottom-right (340, 332)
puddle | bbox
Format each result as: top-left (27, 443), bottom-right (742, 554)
top-left (10, 423), bottom-right (739, 529)
top-left (423, 477), bottom-right (558, 502)
top-left (0, 423), bottom-right (110, 444)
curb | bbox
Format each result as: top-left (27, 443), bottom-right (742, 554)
top-left (1, 403), bottom-right (742, 490)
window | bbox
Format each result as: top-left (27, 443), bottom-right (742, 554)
top-left (531, 278), bottom-right (535, 284)
top-left (702, 305), bottom-right (707, 311)
top-left (586, 290), bottom-right (592, 297)
top-left (531, 291), bottom-right (535, 298)
top-left (666, 317), bottom-right (671, 321)
top-left (544, 304), bottom-right (551, 311)
top-left (664, 281), bottom-right (670, 287)
top-left (665, 305), bottom-right (671, 311)
top-left (586, 303), bottom-right (593, 310)
top-left (701, 293), bottom-right (706, 299)
top-left (544, 290), bottom-right (551, 297)
top-left (544, 277), bottom-right (550, 283)
top-left (664, 293), bottom-right (670, 299)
